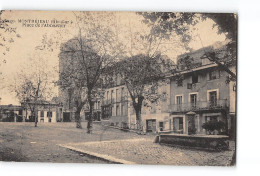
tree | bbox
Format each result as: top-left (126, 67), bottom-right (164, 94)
top-left (59, 11), bottom-right (122, 133)
top-left (0, 10), bottom-right (21, 66)
top-left (114, 54), bottom-right (175, 131)
top-left (202, 120), bottom-right (226, 135)
top-left (12, 52), bottom-right (55, 127)
top-left (0, 10), bottom-right (21, 101)
top-left (59, 39), bottom-right (104, 131)
top-left (139, 12), bottom-right (237, 81)
top-left (102, 13), bottom-right (179, 131)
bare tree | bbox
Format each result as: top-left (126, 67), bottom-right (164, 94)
top-left (12, 52), bottom-right (55, 127)
top-left (59, 12), bottom-right (123, 133)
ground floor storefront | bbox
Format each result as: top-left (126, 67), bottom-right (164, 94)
top-left (169, 110), bottom-right (231, 136)
top-left (100, 108), bottom-right (234, 137)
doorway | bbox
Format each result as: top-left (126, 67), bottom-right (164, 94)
top-left (63, 112), bottom-right (71, 122)
top-left (173, 117), bottom-right (183, 134)
top-left (188, 115), bottom-right (196, 135)
top-left (146, 119), bottom-right (156, 133)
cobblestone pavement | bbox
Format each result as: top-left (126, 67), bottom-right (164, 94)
top-left (63, 137), bottom-right (235, 166)
top-left (0, 122), bottom-right (151, 163)
top-left (0, 122), bottom-right (234, 165)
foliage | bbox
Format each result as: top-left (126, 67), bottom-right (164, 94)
top-left (139, 12), bottom-right (237, 80)
top-left (113, 54), bottom-right (175, 130)
top-left (139, 12), bottom-right (197, 46)
top-left (0, 10), bottom-right (21, 65)
top-left (58, 12), bottom-right (123, 132)
top-left (202, 120), bottom-right (226, 135)
top-left (177, 55), bottom-right (194, 70)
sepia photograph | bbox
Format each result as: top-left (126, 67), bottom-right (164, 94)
top-left (0, 10), bottom-right (237, 166)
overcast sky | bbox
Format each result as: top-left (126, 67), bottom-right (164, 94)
top-left (0, 10), bottom-right (226, 105)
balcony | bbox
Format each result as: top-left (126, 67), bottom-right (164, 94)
top-left (169, 99), bottom-right (228, 113)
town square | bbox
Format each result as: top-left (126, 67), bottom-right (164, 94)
top-left (0, 10), bottom-right (236, 166)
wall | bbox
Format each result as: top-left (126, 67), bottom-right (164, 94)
top-left (170, 66), bottom-right (230, 106)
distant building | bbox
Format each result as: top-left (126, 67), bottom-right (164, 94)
top-left (0, 105), bottom-right (23, 122)
top-left (21, 101), bottom-right (62, 123)
top-left (58, 52), bottom-right (102, 122)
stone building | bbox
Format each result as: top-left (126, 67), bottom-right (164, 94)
top-left (101, 65), bottom-right (171, 133)
top-left (101, 43), bottom-right (236, 136)
top-left (167, 43), bottom-right (236, 136)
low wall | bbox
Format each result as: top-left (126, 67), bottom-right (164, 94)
top-left (159, 134), bottom-right (229, 151)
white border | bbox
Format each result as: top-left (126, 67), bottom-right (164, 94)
top-left (1, 0), bottom-right (260, 176)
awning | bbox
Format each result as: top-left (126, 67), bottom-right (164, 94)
top-left (186, 111), bottom-right (196, 115)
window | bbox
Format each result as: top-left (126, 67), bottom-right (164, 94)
top-left (209, 91), bottom-right (217, 107)
top-left (206, 116), bottom-right (218, 122)
top-left (116, 89), bottom-right (119, 102)
top-left (111, 90), bottom-right (114, 103)
top-left (179, 118), bottom-right (183, 130)
top-left (209, 70), bottom-right (220, 80)
top-left (97, 101), bottom-right (100, 109)
top-left (190, 94), bottom-right (197, 107)
top-left (121, 87), bottom-right (125, 100)
top-left (192, 74), bottom-right (198, 84)
top-left (116, 105), bottom-right (120, 116)
top-left (176, 96), bottom-right (182, 105)
top-left (121, 104), bottom-right (125, 116)
top-left (176, 96), bottom-right (183, 111)
top-left (40, 111), bottom-right (44, 117)
top-left (159, 122), bottom-right (164, 131)
top-left (177, 79), bottom-right (183, 87)
top-left (173, 117), bottom-right (183, 133)
top-left (47, 111), bottom-right (52, 117)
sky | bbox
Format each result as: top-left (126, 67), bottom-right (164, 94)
top-left (0, 10), bottom-right (226, 105)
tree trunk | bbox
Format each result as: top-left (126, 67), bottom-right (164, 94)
top-left (135, 107), bottom-right (142, 131)
top-left (87, 101), bottom-right (94, 133)
top-left (34, 116), bottom-right (37, 127)
top-left (134, 96), bottom-right (144, 132)
top-left (75, 110), bottom-right (82, 129)
top-left (34, 110), bottom-right (38, 127)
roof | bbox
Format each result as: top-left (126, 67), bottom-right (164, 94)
top-left (176, 41), bottom-right (234, 71)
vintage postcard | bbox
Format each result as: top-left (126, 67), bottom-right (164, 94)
top-left (0, 10), bottom-right (237, 166)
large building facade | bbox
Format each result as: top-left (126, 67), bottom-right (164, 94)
top-left (167, 43), bottom-right (236, 136)
top-left (168, 63), bottom-right (236, 135)
top-left (101, 74), bottom-right (171, 133)
top-left (100, 44), bottom-right (236, 136)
